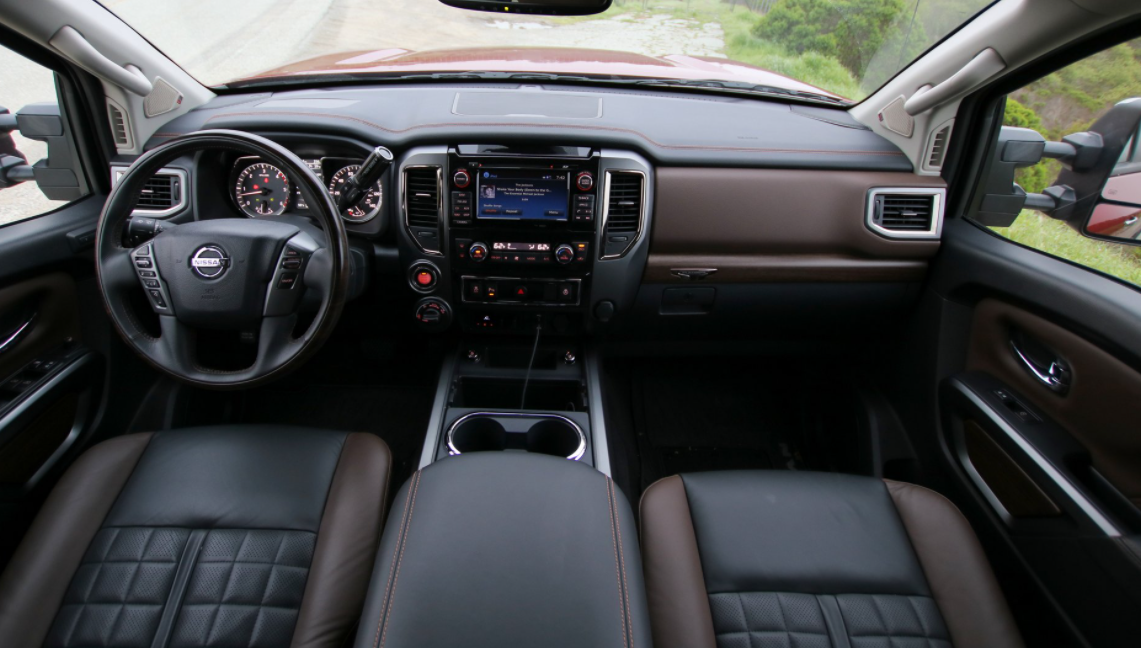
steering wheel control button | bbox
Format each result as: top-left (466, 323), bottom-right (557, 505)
top-left (576, 172), bottom-right (594, 191)
top-left (134, 257), bottom-right (153, 269)
top-left (555, 244), bottom-right (575, 265)
top-left (136, 245), bottom-right (151, 256)
top-left (144, 279), bottom-right (160, 288)
top-left (190, 246), bottom-right (230, 279)
top-left (277, 272), bottom-right (299, 289)
top-left (281, 257), bottom-right (303, 270)
top-left (148, 290), bottom-right (167, 308)
top-left (414, 297), bottom-right (453, 331)
top-left (470, 242), bottom-right (488, 262)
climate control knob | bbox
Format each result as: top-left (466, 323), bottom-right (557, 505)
top-left (470, 242), bottom-right (489, 262)
top-left (555, 244), bottom-right (575, 265)
top-left (576, 172), bottom-right (594, 191)
top-left (453, 169), bottom-right (471, 188)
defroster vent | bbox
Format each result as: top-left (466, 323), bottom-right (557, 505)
top-left (404, 166), bottom-right (442, 254)
top-left (602, 171), bottom-right (645, 258)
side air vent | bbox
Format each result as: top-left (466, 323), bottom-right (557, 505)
top-left (137, 173), bottom-right (180, 210)
top-left (106, 98), bottom-right (133, 149)
top-left (866, 188), bottom-right (945, 239)
top-left (601, 171), bottom-right (645, 258)
top-left (113, 166), bottom-right (188, 216)
top-left (404, 166), bottom-right (442, 254)
top-left (923, 120), bottom-right (954, 172)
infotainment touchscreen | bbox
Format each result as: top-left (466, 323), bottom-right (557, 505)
top-left (476, 169), bottom-right (569, 222)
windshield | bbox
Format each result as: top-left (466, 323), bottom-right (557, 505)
top-left (100, 0), bottom-right (992, 103)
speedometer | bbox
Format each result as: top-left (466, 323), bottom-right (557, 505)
top-left (234, 162), bottom-right (290, 217)
top-left (328, 165), bottom-right (382, 223)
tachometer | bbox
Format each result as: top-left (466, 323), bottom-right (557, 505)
top-left (328, 165), bottom-right (382, 223)
top-left (234, 162), bottom-right (290, 217)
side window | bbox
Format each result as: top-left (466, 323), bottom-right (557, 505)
top-left (0, 44), bottom-right (86, 227)
top-left (984, 37), bottom-right (1141, 288)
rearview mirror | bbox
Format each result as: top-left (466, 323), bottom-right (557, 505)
top-left (438, 0), bottom-right (611, 16)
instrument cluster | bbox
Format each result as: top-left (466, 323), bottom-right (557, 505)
top-left (230, 156), bottom-right (383, 223)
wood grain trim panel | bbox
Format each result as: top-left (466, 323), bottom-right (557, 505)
top-left (648, 168), bottom-right (944, 283)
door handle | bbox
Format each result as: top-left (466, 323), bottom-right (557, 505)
top-left (1009, 337), bottom-right (1071, 395)
top-left (0, 313), bottom-right (35, 355)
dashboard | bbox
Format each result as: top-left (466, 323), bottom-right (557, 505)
top-left (120, 82), bottom-right (947, 339)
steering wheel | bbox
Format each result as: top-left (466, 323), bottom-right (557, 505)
top-left (95, 130), bottom-right (350, 389)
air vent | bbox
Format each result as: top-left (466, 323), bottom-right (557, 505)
top-left (106, 98), bottom-right (133, 149)
top-left (137, 173), bottom-right (180, 211)
top-left (924, 121), bottom-right (954, 172)
top-left (866, 188), bottom-right (945, 239)
top-left (602, 171), bottom-right (645, 258)
top-left (404, 166), bottom-right (442, 253)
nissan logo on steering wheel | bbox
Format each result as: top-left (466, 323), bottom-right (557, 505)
top-left (190, 246), bottom-right (230, 279)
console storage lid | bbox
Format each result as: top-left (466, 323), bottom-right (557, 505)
top-left (355, 452), bottom-right (649, 648)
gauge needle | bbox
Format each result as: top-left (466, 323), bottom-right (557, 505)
top-left (237, 189), bottom-right (267, 197)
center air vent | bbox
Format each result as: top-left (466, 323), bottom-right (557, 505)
top-left (866, 188), bottom-right (945, 239)
top-left (602, 171), bottom-right (645, 258)
top-left (404, 166), bottom-right (442, 254)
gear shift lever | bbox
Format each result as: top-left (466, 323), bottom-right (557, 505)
top-left (337, 146), bottom-right (393, 213)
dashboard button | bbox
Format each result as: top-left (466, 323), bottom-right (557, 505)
top-left (466, 280), bottom-right (483, 301)
top-left (453, 169), bottom-right (471, 188)
top-left (470, 242), bottom-right (488, 262)
top-left (555, 244), bottom-right (575, 265)
top-left (557, 282), bottom-right (577, 303)
top-left (576, 172), bottom-right (594, 191)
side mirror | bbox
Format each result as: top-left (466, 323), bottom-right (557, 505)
top-left (438, 0), bottom-right (611, 16)
top-left (976, 98), bottom-right (1141, 247)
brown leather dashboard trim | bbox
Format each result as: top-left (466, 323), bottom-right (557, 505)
top-left (645, 254), bottom-right (928, 283)
top-left (648, 168), bottom-right (944, 283)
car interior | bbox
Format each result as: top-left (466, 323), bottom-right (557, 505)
top-left (1, 0), bottom-right (1141, 646)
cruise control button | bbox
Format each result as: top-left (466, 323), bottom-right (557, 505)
top-left (134, 258), bottom-right (153, 269)
top-left (148, 289), bottom-right (167, 308)
top-left (277, 272), bottom-right (299, 289)
top-left (139, 270), bottom-right (157, 278)
top-left (144, 279), bottom-right (160, 288)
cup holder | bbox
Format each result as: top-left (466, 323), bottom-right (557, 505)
top-left (448, 413), bottom-right (586, 460)
top-left (527, 419), bottom-right (583, 458)
top-left (448, 416), bottom-right (508, 453)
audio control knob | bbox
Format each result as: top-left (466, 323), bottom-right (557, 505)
top-left (470, 242), bottom-right (489, 262)
top-left (453, 169), bottom-right (471, 188)
top-left (555, 244), bottom-right (575, 265)
top-left (576, 172), bottom-right (594, 191)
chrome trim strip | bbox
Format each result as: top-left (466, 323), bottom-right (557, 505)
top-left (865, 186), bottom-right (945, 240)
top-left (111, 166), bottom-right (189, 218)
top-left (418, 350), bottom-right (458, 469)
top-left (402, 164), bottom-right (444, 256)
top-left (585, 347), bottom-right (611, 476)
top-left (600, 169), bottom-right (648, 260)
top-left (0, 314), bottom-right (35, 355)
top-left (951, 379), bottom-right (1120, 537)
top-left (446, 411), bottom-right (587, 462)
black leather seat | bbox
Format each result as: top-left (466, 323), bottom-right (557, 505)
top-left (353, 452), bottom-right (651, 648)
top-left (0, 426), bottom-right (391, 648)
top-left (640, 471), bottom-right (1024, 648)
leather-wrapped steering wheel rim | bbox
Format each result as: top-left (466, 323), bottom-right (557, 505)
top-left (95, 130), bottom-right (350, 390)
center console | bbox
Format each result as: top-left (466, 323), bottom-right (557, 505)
top-left (396, 144), bottom-right (652, 474)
